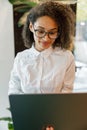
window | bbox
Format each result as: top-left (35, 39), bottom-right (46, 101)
top-left (73, 0), bottom-right (87, 92)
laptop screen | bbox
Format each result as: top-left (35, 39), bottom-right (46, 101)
top-left (9, 93), bottom-right (87, 130)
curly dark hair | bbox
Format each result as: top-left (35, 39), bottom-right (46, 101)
top-left (22, 1), bottom-right (75, 49)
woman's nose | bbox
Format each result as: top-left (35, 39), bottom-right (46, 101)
top-left (43, 34), bottom-right (50, 40)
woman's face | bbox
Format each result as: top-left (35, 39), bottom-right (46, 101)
top-left (29, 16), bottom-right (58, 52)
top-left (46, 126), bottom-right (54, 130)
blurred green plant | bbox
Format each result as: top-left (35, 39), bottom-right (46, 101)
top-left (0, 108), bottom-right (14, 130)
top-left (8, 0), bottom-right (38, 27)
top-left (8, 0), bottom-right (78, 27)
top-left (8, 0), bottom-right (38, 5)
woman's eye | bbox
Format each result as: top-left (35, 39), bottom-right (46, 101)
top-left (49, 32), bottom-right (54, 34)
top-left (38, 30), bottom-right (44, 34)
top-left (49, 32), bottom-right (56, 35)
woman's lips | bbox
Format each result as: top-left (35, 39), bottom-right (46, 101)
top-left (41, 42), bottom-right (50, 46)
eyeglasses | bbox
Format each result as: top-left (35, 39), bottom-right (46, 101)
top-left (34, 28), bottom-right (58, 39)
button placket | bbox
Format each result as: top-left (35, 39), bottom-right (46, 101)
top-left (38, 55), bottom-right (44, 93)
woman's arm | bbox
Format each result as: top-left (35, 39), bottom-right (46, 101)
top-left (61, 54), bottom-right (75, 93)
top-left (8, 54), bottom-right (23, 95)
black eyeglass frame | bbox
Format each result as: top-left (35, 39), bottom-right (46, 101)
top-left (34, 28), bottom-right (59, 39)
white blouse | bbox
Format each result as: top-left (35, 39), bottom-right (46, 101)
top-left (8, 46), bottom-right (75, 95)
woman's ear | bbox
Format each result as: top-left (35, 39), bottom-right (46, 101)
top-left (29, 22), bottom-right (34, 32)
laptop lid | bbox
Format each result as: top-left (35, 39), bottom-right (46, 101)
top-left (9, 93), bottom-right (87, 130)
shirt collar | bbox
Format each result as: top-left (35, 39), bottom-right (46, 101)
top-left (31, 45), bottom-right (53, 58)
top-left (31, 45), bottom-right (40, 57)
top-left (40, 46), bottom-right (53, 58)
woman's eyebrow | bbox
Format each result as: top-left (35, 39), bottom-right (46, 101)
top-left (35, 26), bottom-right (58, 31)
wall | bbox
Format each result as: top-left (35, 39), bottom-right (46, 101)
top-left (0, 0), bottom-right (14, 129)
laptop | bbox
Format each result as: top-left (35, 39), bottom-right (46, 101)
top-left (9, 93), bottom-right (87, 130)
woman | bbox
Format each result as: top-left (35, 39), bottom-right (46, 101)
top-left (8, 1), bottom-right (75, 95)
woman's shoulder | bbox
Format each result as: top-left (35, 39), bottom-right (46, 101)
top-left (17, 48), bottom-right (30, 56)
top-left (54, 47), bottom-right (73, 55)
top-left (14, 48), bottom-right (34, 64)
top-left (15, 49), bottom-right (30, 59)
top-left (14, 46), bottom-right (40, 65)
top-left (53, 47), bottom-right (75, 60)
